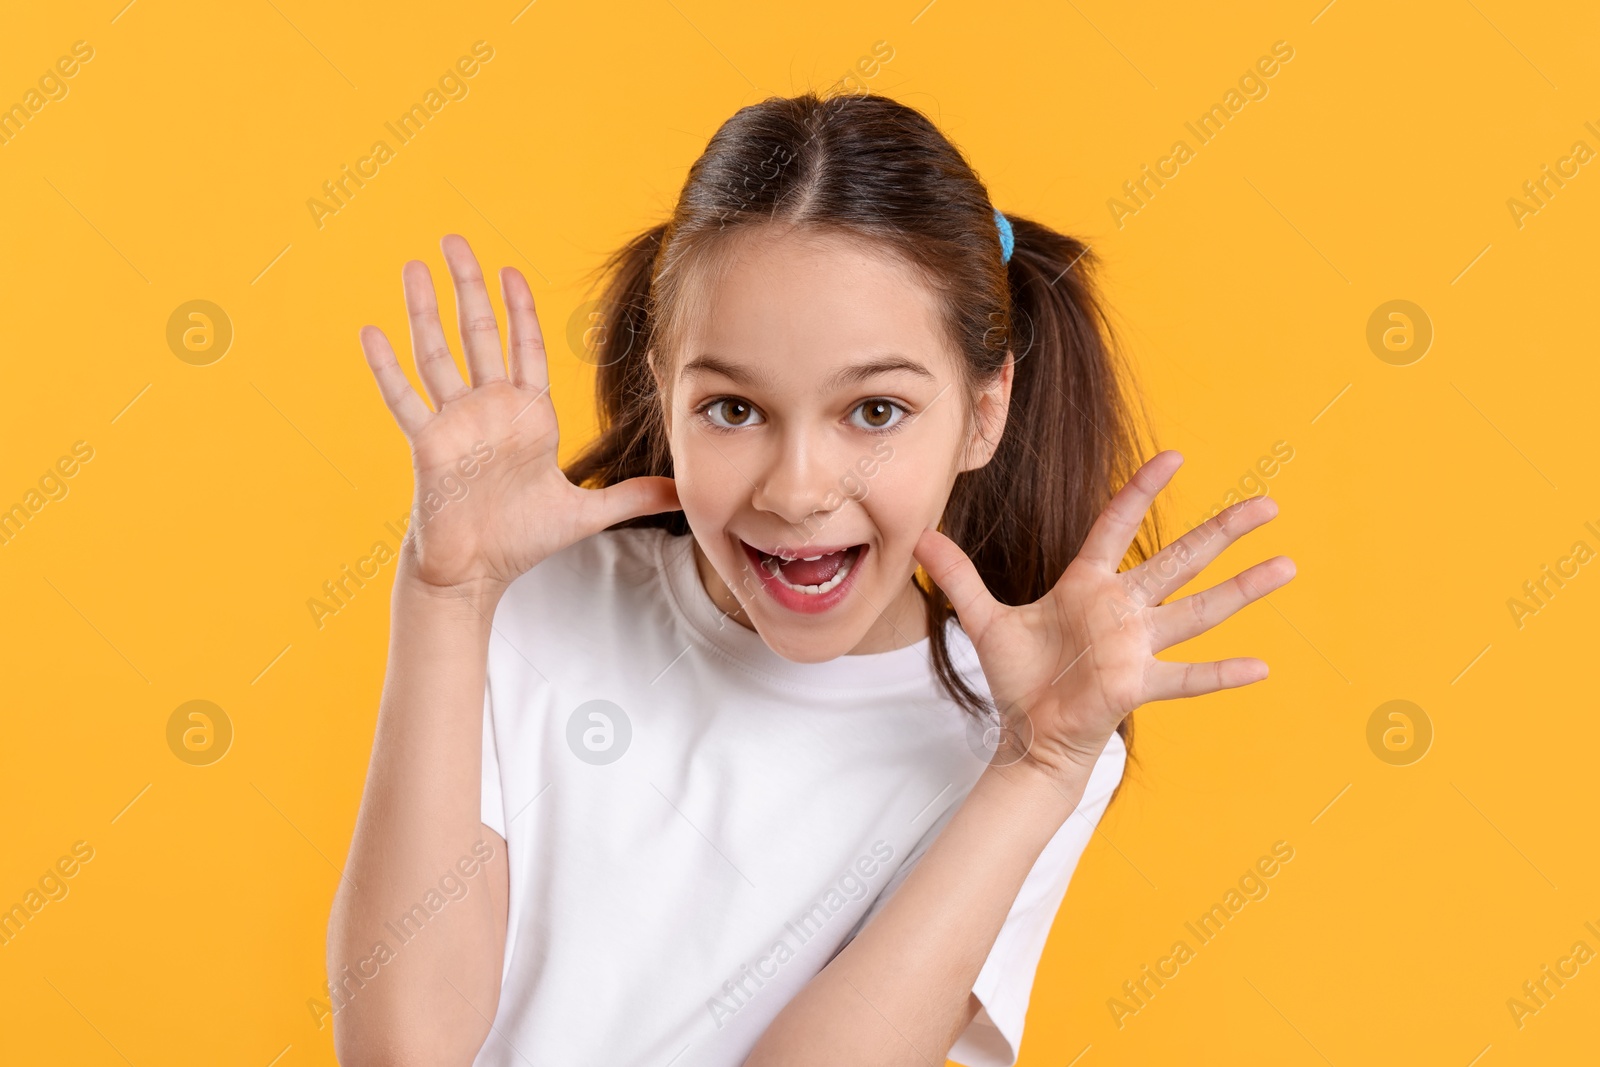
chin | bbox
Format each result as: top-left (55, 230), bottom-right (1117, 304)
top-left (748, 611), bottom-right (871, 663)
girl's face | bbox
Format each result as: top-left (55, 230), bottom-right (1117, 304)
top-left (653, 225), bottom-right (1012, 661)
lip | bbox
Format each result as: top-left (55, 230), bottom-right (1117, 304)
top-left (739, 539), bottom-right (868, 616)
top-left (741, 540), bottom-right (864, 559)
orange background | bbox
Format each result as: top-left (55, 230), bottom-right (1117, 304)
top-left (2, 1), bottom-right (1597, 1064)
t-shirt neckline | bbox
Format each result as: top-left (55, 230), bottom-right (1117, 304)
top-left (655, 529), bottom-right (952, 692)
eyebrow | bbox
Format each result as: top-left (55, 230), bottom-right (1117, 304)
top-left (678, 354), bottom-right (937, 391)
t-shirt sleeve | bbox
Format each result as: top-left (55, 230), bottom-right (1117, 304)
top-left (848, 731), bottom-right (1128, 1067)
top-left (480, 672), bottom-right (507, 838)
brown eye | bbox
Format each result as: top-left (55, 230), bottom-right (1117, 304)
top-left (851, 399), bottom-right (904, 431)
top-left (704, 398), bottom-right (764, 429)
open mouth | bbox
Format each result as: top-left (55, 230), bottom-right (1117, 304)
top-left (739, 541), bottom-right (867, 613)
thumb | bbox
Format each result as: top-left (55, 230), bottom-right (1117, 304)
top-left (913, 526), bottom-right (1000, 638)
top-left (576, 476), bottom-right (681, 538)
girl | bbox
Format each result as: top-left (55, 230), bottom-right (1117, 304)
top-left (328, 90), bottom-right (1292, 1066)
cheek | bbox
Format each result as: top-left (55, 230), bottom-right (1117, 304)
top-left (669, 430), bottom-right (742, 521)
top-left (878, 411), bottom-right (968, 505)
top-left (859, 452), bottom-right (952, 545)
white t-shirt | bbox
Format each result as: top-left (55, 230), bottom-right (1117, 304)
top-left (476, 525), bottom-right (1126, 1067)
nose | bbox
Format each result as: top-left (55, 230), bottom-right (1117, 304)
top-left (749, 425), bottom-right (844, 529)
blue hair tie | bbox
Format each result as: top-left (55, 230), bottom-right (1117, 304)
top-left (993, 208), bottom-right (1014, 264)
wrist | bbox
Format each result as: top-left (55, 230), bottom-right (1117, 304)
top-left (394, 554), bottom-right (509, 618)
top-left (981, 698), bottom-right (1112, 799)
top-left (973, 751), bottom-right (1095, 827)
top-left (1017, 731), bottom-right (1113, 786)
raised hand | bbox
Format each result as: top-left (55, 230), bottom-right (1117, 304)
top-left (358, 234), bottom-right (679, 595)
top-left (913, 451), bottom-right (1294, 780)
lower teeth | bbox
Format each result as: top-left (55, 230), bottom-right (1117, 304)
top-left (764, 552), bottom-right (855, 595)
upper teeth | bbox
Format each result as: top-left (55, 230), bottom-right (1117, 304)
top-left (763, 551), bottom-right (856, 595)
top-left (802, 555), bottom-right (822, 561)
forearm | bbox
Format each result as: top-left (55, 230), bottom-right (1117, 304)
top-left (327, 552), bottom-right (509, 1064)
top-left (744, 756), bottom-right (1095, 1066)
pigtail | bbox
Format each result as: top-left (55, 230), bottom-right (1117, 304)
top-left (564, 222), bottom-right (688, 534)
top-left (925, 214), bottom-right (1161, 762)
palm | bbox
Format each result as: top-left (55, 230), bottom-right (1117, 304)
top-left (403, 380), bottom-right (564, 588)
top-left (358, 235), bottom-right (678, 593)
top-left (915, 452), bottom-right (1295, 778)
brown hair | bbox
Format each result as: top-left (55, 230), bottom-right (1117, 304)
top-left (565, 89), bottom-right (1159, 761)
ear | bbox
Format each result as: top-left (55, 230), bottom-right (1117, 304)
top-left (958, 352), bottom-right (1014, 473)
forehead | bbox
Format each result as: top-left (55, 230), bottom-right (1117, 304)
top-left (674, 225), bottom-right (955, 383)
